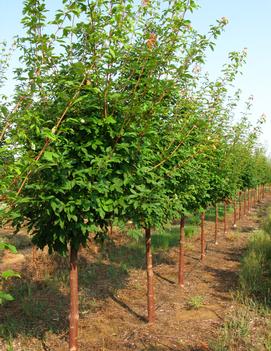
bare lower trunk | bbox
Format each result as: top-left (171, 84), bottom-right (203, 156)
top-left (233, 198), bottom-right (237, 228)
top-left (200, 212), bottom-right (205, 261)
top-left (32, 245), bottom-right (38, 278)
top-left (243, 190), bottom-right (246, 215)
top-left (224, 201), bottom-right (227, 235)
top-left (145, 228), bottom-right (155, 323)
top-left (178, 217), bottom-right (185, 287)
top-left (215, 204), bottom-right (218, 245)
top-left (254, 188), bottom-right (257, 206)
top-left (248, 189), bottom-right (250, 212)
top-left (239, 192), bottom-right (241, 220)
top-left (69, 245), bottom-right (79, 351)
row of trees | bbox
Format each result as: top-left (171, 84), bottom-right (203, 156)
top-left (0, 1), bottom-right (271, 350)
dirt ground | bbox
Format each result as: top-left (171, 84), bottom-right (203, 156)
top-left (0, 194), bottom-right (270, 351)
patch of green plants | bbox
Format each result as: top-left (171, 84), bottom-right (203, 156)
top-left (187, 295), bottom-right (205, 309)
top-left (146, 224), bottom-right (198, 251)
top-left (263, 207), bottom-right (271, 234)
top-left (6, 234), bottom-right (31, 250)
top-left (209, 296), bottom-right (271, 351)
top-left (185, 215), bottom-right (201, 226)
top-left (205, 203), bottom-right (234, 222)
top-left (210, 208), bottom-right (271, 351)
top-left (239, 230), bottom-right (271, 305)
top-left (149, 227), bottom-right (179, 250)
top-left (0, 242), bottom-right (20, 304)
top-left (184, 225), bottom-right (198, 238)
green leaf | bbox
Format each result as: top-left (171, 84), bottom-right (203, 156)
top-left (1, 270), bottom-right (21, 279)
top-left (0, 242), bottom-right (17, 254)
top-left (0, 291), bottom-right (14, 304)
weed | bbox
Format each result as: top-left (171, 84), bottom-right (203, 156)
top-left (126, 228), bottom-right (143, 242)
top-left (21, 298), bottom-right (48, 319)
top-left (7, 234), bottom-right (31, 250)
top-left (187, 295), bottom-right (204, 309)
top-left (134, 280), bottom-right (142, 290)
top-left (263, 208), bottom-right (271, 234)
top-left (239, 230), bottom-right (271, 305)
top-left (210, 223), bottom-right (271, 351)
top-left (0, 319), bottom-right (19, 340)
top-left (184, 242), bottom-right (194, 251)
top-left (184, 225), bottom-right (198, 238)
top-left (225, 232), bottom-right (237, 241)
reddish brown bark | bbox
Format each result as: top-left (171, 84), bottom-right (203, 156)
top-left (69, 245), bottom-right (79, 351)
top-left (224, 201), bottom-right (227, 235)
top-left (178, 217), bottom-right (185, 287)
top-left (233, 198), bottom-right (237, 228)
top-left (247, 189), bottom-right (250, 212)
top-left (255, 188), bottom-right (257, 205)
top-left (32, 245), bottom-right (38, 277)
top-left (243, 190), bottom-right (246, 215)
top-left (145, 228), bottom-right (155, 323)
top-left (239, 192), bottom-right (242, 220)
top-left (214, 204), bottom-right (218, 245)
top-left (200, 212), bottom-right (205, 261)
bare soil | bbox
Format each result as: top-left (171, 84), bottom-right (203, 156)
top-left (0, 195), bottom-right (270, 351)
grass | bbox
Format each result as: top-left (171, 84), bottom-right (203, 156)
top-left (0, 232), bottom-right (31, 251)
top-left (122, 205), bottom-right (234, 256)
top-left (239, 230), bottom-right (271, 305)
top-left (124, 223), bottom-right (198, 254)
top-left (209, 294), bottom-right (271, 351)
top-left (205, 203), bottom-right (234, 222)
top-left (209, 206), bottom-right (271, 350)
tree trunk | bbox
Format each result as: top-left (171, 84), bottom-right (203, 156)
top-left (200, 212), bottom-right (205, 261)
top-left (32, 245), bottom-right (38, 278)
top-left (178, 217), bottom-right (185, 287)
top-left (247, 189), bottom-right (250, 212)
top-left (145, 228), bottom-right (155, 323)
top-left (243, 190), bottom-right (246, 215)
top-left (239, 192), bottom-right (241, 220)
top-left (69, 245), bottom-right (79, 351)
top-left (224, 201), bottom-right (227, 235)
top-left (214, 204), bottom-right (218, 245)
top-left (233, 198), bottom-right (237, 228)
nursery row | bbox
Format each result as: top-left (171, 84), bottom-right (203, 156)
top-left (1, 1), bottom-right (271, 350)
